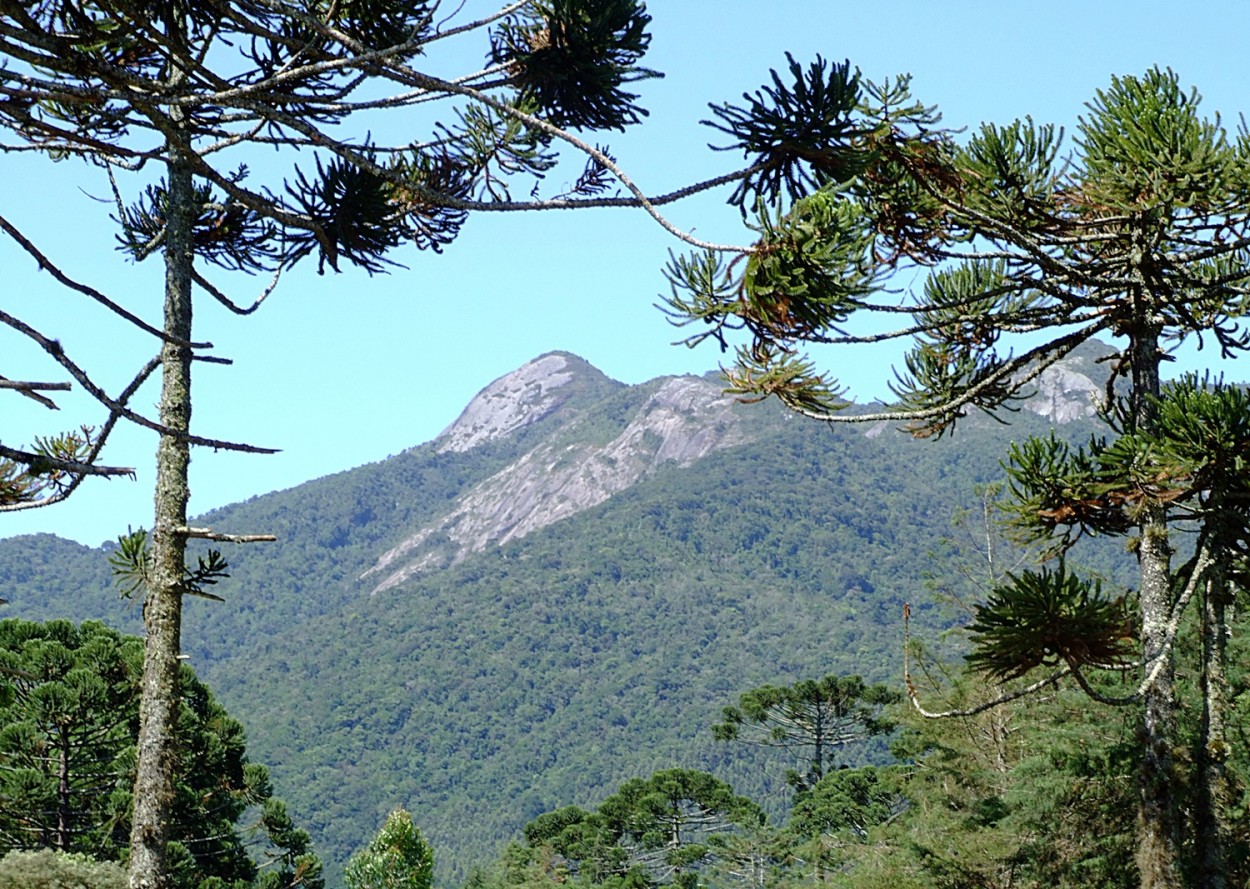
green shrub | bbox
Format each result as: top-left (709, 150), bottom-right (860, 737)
top-left (0, 849), bottom-right (127, 889)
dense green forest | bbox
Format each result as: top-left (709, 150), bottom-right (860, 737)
top-left (0, 346), bottom-right (1181, 887)
top-left (7, 0), bottom-right (1250, 883)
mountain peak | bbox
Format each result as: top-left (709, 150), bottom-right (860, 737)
top-left (365, 372), bottom-right (751, 593)
top-left (1020, 339), bottom-right (1118, 424)
top-left (436, 352), bottom-right (610, 454)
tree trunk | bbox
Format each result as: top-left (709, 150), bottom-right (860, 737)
top-left (1129, 300), bottom-right (1182, 889)
top-left (1193, 567), bottom-right (1230, 889)
top-left (1135, 504), bottom-right (1180, 889)
top-left (128, 131), bottom-right (195, 889)
top-left (812, 707), bottom-right (825, 788)
top-left (57, 724), bottom-right (70, 851)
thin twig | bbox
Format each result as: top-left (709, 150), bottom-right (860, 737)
top-left (0, 214), bottom-right (212, 348)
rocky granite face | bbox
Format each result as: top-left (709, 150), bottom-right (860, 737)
top-left (363, 375), bottom-right (751, 593)
top-left (1022, 363), bottom-right (1103, 423)
top-left (857, 347), bottom-right (1108, 438)
top-left (436, 353), bottom-right (583, 454)
top-left (367, 343), bottom-right (1113, 594)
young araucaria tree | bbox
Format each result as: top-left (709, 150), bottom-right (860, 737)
top-left (663, 65), bottom-right (1250, 889)
top-left (0, 4), bottom-right (900, 887)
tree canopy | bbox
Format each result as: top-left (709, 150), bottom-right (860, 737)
top-left (712, 675), bottom-right (897, 793)
top-left (515, 769), bottom-right (763, 889)
top-left (344, 808), bottom-right (434, 889)
top-left (0, 618), bottom-right (321, 889)
top-left (665, 63), bottom-right (1250, 889)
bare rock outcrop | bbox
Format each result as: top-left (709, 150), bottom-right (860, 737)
top-left (366, 345), bottom-right (1111, 596)
top-left (1022, 363), bottom-right (1102, 423)
top-left (436, 353), bottom-right (582, 454)
top-left (363, 376), bottom-right (750, 593)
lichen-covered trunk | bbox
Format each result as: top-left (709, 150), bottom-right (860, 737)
top-left (128, 140), bottom-right (195, 889)
top-left (57, 725), bottom-right (71, 851)
top-left (1194, 567), bottom-right (1231, 889)
top-left (1135, 503), bottom-right (1179, 889)
top-left (1130, 319), bottom-right (1182, 889)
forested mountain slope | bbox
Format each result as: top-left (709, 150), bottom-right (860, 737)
top-left (0, 346), bottom-right (1128, 884)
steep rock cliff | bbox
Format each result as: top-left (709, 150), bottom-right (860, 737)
top-left (363, 369), bottom-right (753, 592)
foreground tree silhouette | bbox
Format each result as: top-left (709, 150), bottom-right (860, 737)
top-left (664, 66), bottom-right (1250, 889)
top-left (3, 7), bottom-right (927, 887)
top-left (973, 376), bottom-right (1250, 889)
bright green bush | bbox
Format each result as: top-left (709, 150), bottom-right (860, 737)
top-left (0, 848), bottom-right (126, 889)
top-left (344, 808), bottom-right (434, 889)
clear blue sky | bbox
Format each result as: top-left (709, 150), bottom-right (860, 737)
top-left (5, 1), bottom-right (1250, 546)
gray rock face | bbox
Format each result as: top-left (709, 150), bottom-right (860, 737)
top-left (853, 353), bottom-right (1104, 436)
top-left (436, 353), bottom-right (578, 454)
top-left (1023, 364), bottom-right (1103, 423)
top-left (366, 346), bottom-right (1108, 595)
top-left (363, 376), bottom-right (749, 593)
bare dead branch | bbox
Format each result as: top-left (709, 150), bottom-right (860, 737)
top-left (0, 309), bottom-right (277, 454)
top-left (0, 356), bottom-right (160, 511)
top-left (192, 268), bottom-right (281, 316)
top-left (0, 442), bottom-right (134, 478)
top-left (0, 378), bottom-right (71, 392)
top-left (0, 214), bottom-right (213, 348)
top-left (176, 526), bottom-right (277, 543)
top-left (0, 376), bottom-right (70, 409)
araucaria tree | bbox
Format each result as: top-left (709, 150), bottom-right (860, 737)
top-left (517, 769), bottom-right (763, 889)
top-left (976, 375), bottom-right (1250, 889)
top-left (0, 3), bottom-right (854, 887)
top-left (712, 674), bottom-right (897, 793)
top-left (0, 618), bottom-right (322, 889)
top-left (664, 64), bottom-right (1250, 889)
